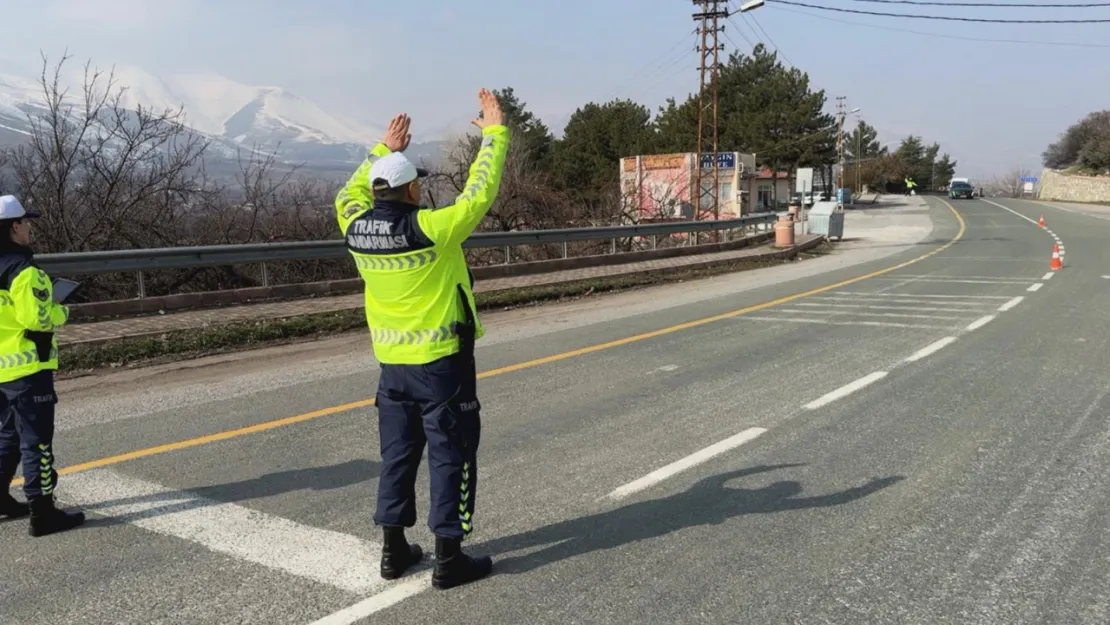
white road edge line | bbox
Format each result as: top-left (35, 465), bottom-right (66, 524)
top-left (904, 337), bottom-right (957, 363)
top-left (604, 427), bottom-right (768, 501)
top-left (998, 296), bottom-right (1024, 312)
top-left (982, 198), bottom-right (1067, 261)
top-left (981, 198), bottom-right (1043, 227)
top-left (965, 315), bottom-right (996, 331)
top-left (1042, 272), bottom-right (1055, 280)
top-left (804, 372), bottom-right (888, 411)
top-left (1028, 283), bottom-right (1043, 292)
top-left (307, 573), bottom-right (433, 625)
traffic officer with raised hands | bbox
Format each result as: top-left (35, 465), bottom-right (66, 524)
top-left (334, 89), bottom-right (509, 589)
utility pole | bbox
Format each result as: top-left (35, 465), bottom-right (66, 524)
top-left (835, 96), bottom-right (846, 190)
top-left (692, 0), bottom-right (728, 233)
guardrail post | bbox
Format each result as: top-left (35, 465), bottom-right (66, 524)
top-left (136, 271), bottom-right (146, 298)
top-left (504, 246), bottom-right (510, 265)
top-left (611, 238), bottom-right (616, 254)
top-left (260, 262), bottom-right (269, 287)
top-left (562, 241), bottom-right (568, 259)
top-left (651, 234), bottom-right (657, 250)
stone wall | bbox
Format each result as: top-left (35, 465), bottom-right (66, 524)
top-left (1037, 169), bottom-right (1110, 203)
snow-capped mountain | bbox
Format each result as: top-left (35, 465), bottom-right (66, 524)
top-left (102, 68), bottom-right (383, 147)
top-left (0, 71), bottom-right (39, 144)
top-left (0, 63), bottom-right (446, 174)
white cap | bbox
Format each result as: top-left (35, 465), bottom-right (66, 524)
top-left (0, 195), bottom-right (39, 220)
top-left (369, 152), bottom-right (429, 191)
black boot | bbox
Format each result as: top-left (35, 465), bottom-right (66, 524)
top-left (0, 460), bottom-right (25, 520)
top-left (0, 492), bottom-right (29, 520)
top-left (380, 526), bottom-right (423, 580)
top-left (431, 536), bottom-right (492, 590)
top-left (28, 494), bottom-right (85, 537)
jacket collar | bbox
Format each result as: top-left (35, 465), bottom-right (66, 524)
top-left (371, 199), bottom-right (420, 214)
top-left (0, 243), bottom-right (33, 258)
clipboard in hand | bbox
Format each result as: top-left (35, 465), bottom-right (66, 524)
top-left (51, 278), bottom-right (82, 304)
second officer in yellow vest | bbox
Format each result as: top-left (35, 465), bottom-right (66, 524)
top-left (0, 194), bottom-right (86, 536)
top-left (335, 90), bottom-right (509, 589)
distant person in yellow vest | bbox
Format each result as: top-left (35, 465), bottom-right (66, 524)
top-left (904, 177), bottom-right (917, 196)
top-left (0, 195), bottom-right (86, 536)
top-left (334, 90), bottom-right (510, 590)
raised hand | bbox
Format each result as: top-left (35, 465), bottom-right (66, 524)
top-left (383, 113), bottom-right (412, 152)
top-left (470, 89), bottom-right (503, 130)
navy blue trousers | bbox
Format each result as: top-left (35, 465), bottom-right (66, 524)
top-left (374, 351), bottom-right (481, 540)
top-left (0, 371), bottom-right (59, 498)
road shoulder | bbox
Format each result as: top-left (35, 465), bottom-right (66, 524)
top-left (57, 195), bottom-right (942, 396)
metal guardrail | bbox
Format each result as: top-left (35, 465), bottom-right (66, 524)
top-left (36, 212), bottom-right (779, 295)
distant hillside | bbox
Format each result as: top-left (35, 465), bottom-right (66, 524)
top-left (0, 63), bottom-right (454, 184)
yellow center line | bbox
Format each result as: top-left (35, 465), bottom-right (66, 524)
top-left (12, 199), bottom-right (966, 488)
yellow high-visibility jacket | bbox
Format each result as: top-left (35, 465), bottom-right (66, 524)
top-left (0, 249), bottom-right (68, 383)
top-left (334, 125), bottom-right (511, 365)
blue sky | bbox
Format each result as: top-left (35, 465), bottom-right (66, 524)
top-left (4, 0), bottom-right (1109, 179)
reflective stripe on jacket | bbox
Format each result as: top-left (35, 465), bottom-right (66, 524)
top-left (334, 125), bottom-right (511, 365)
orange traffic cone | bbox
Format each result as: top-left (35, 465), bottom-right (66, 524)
top-left (1038, 214), bottom-right (1046, 228)
top-left (1050, 243), bottom-right (1063, 270)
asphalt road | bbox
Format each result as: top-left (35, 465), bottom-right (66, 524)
top-left (4, 195), bottom-right (1109, 625)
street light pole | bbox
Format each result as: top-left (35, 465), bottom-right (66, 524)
top-left (854, 109), bottom-right (862, 193)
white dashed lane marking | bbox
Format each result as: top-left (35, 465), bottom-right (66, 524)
top-left (965, 315), bottom-right (996, 331)
top-left (904, 337), bottom-right (958, 363)
top-left (804, 372), bottom-right (889, 410)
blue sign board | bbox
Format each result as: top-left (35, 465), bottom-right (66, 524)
top-left (699, 152), bottom-right (736, 169)
top-left (1021, 176), bottom-right (1038, 183)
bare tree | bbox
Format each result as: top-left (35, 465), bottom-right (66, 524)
top-left (8, 52), bottom-right (209, 254)
top-left (423, 133), bottom-right (575, 266)
top-left (0, 149), bottom-right (10, 194)
top-left (0, 52), bottom-right (363, 300)
top-left (430, 133), bottom-right (570, 232)
top-left (984, 167), bottom-right (1032, 198)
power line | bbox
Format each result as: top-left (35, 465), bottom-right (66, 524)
top-left (726, 14), bottom-right (758, 49)
top-left (623, 49), bottom-right (699, 105)
top-left (769, 0), bottom-right (1110, 21)
top-left (746, 13), bottom-right (793, 65)
top-left (769, 4), bottom-right (1110, 47)
top-left (850, 0), bottom-right (1110, 7)
top-left (598, 29), bottom-right (699, 104)
top-left (721, 27), bottom-right (749, 52)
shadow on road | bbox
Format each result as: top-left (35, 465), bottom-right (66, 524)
top-left (477, 464), bottom-right (903, 575)
top-left (81, 459), bottom-right (379, 525)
